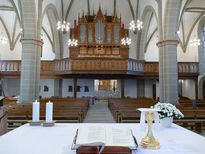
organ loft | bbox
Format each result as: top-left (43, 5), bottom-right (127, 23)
top-left (69, 6), bottom-right (129, 58)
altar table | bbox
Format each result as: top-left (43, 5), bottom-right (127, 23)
top-left (0, 123), bottom-right (205, 154)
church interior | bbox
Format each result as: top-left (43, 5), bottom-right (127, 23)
top-left (0, 0), bottom-right (205, 153)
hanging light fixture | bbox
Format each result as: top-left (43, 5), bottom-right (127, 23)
top-left (57, 0), bottom-right (70, 32)
top-left (0, 32), bottom-right (7, 45)
top-left (129, 20), bottom-right (143, 32)
top-left (68, 38), bottom-right (78, 47)
top-left (121, 37), bottom-right (131, 46)
top-left (190, 38), bottom-right (201, 47)
top-left (57, 20), bottom-right (70, 32)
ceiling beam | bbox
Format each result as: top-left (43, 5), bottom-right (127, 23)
top-left (136, 0), bottom-right (139, 19)
top-left (0, 6), bottom-right (15, 11)
top-left (65, 0), bottom-right (74, 21)
top-left (42, 26), bottom-right (54, 52)
top-left (179, 0), bottom-right (192, 25)
top-left (145, 27), bottom-right (158, 53)
top-left (127, 0), bottom-right (135, 20)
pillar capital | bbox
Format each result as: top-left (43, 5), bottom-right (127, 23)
top-left (156, 40), bottom-right (179, 47)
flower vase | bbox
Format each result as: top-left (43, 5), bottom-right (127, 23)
top-left (160, 117), bottom-right (173, 128)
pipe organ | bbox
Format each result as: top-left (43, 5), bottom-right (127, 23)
top-left (69, 7), bottom-right (129, 58)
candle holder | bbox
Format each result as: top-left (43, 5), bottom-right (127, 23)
top-left (43, 120), bottom-right (56, 127)
top-left (28, 120), bottom-right (43, 126)
top-left (140, 112), bottom-right (160, 149)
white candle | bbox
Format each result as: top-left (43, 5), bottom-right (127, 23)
top-left (46, 101), bottom-right (53, 123)
top-left (32, 100), bottom-right (40, 122)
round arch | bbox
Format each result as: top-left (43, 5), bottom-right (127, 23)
top-left (137, 5), bottom-right (158, 60)
top-left (42, 4), bottom-right (62, 59)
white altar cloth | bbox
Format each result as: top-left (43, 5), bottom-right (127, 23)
top-left (0, 123), bottom-right (205, 154)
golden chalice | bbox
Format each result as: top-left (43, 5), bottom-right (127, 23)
top-left (140, 112), bottom-right (160, 149)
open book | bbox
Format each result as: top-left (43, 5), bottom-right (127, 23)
top-left (71, 125), bottom-right (138, 150)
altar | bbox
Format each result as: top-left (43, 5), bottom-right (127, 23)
top-left (0, 123), bottom-right (205, 154)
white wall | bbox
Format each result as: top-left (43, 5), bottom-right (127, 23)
top-left (62, 79), bottom-right (74, 97)
top-left (145, 32), bottom-right (159, 61)
top-left (62, 79), bottom-right (94, 98)
top-left (124, 79), bottom-right (137, 98)
top-left (182, 79), bottom-right (196, 99)
top-left (77, 79), bottom-right (94, 98)
top-left (41, 14), bottom-right (55, 60)
top-left (39, 79), bottom-right (55, 98)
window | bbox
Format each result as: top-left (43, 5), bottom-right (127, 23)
top-left (68, 86), bottom-right (72, 92)
top-left (77, 86), bottom-right (81, 92)
top-left (84, 86), bottom-right (89, 92)
top-left (44, 86), bottom-right (49, 92)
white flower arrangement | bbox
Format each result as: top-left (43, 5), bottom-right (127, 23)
top-left (153, 102), bottom-right (184, 119)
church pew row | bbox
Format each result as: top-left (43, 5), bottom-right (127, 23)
top-left (108, 98), bottom-right (158, 123)
top-left (5, 98), bottom-right (89, 130)
top-left (108, 98), bottom-right (205, 133)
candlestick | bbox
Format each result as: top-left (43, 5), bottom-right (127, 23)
top-left (46, 101), bottom-right (53, 123)
top-left (32, 100), bottom-right (40, 122)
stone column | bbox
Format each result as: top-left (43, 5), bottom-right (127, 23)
top-left (121, 79), bottom-right (124, 98)
top-left (19, 0), bottom-right (42, 103)
top-left (35, 0), bottom-right (44, 100)
top-left (137, 80), bottom-right (144, 98)
top-left (54, 79), bottom-right (62, 97)
top-left (158, 40), bottom-right (179, 104)
top-left (73, 79), bottom-right (77, 98)
top-left (156, 0), bottom-right (166, 102)
top-left (195, 78), bottom-right (198, 99)
top-left (156, 0), bottom-right (182, 104)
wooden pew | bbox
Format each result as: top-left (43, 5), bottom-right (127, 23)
top-left (6, 98), bottom-right (89, 130)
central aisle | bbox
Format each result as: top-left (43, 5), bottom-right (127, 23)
top-left (83, 99), bottom-right (115, 123)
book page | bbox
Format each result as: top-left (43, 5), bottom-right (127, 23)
top-left (105, 127), bottom-right (137, 149)
top-left (76, 125), bottom-right (106, 146)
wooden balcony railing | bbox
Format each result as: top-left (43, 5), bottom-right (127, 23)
top-left (0, 60), bottom-right (21, 72)
top-left (41, 61), bottom-right (54, 75)
top-left (54, 58), bottom-right (144, 74)
top-left (54, 59), bottom-right (71, 73)
top-left (0, 60), bottom-right (199, 77)
top-left (178, 62), bottom-right (199, 74)
top-left (144, 62), bottom-right (159, 73)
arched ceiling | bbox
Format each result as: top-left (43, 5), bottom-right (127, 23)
top-left (0, 0), bottom-right (204, 56)
top-left (185, 0), bottom-right (205, 13)
top-left (62, 0), bottom-right (139, 28)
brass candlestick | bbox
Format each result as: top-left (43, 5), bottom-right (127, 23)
top-left (140, 112), bottom-right (160, 149)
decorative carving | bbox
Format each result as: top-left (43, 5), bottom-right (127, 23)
top-left (69, 6), bottom-right (129, 58)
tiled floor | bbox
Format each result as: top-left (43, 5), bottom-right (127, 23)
top-left (83, 99), bottom-right (115, 123)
